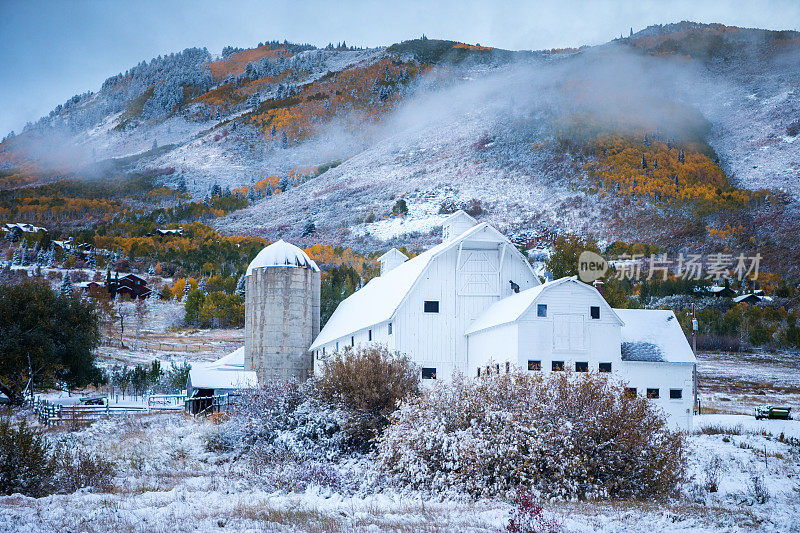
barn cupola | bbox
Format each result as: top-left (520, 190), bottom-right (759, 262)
top-left (442, 210), bottom-right (479, 242)
top-left (378, 248), bottom-right (408, 275)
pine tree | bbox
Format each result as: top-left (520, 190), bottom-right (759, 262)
top-left (60, 271), bottom-right (73, 296)
top-left (198, 277), bottom-right (207, 295)
top-left (235, 274), bottom-right (246, 296)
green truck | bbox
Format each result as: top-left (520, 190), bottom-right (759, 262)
top-left (754, 405), bottom-right (792, 420)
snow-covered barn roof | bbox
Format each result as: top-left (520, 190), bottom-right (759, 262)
top-left (188, 347), bottom-right (258, 390)
top-left (246, 240), bottom-right (319, 275)
top-left (465, 277), bottom-right (623, 335)
top-left (310, 223), bottom-right (535, 350)
top-left (616, 309), bottom-right (696, 364)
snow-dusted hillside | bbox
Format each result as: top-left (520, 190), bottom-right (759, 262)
top-left (2, 24), bottom-right (800, 255)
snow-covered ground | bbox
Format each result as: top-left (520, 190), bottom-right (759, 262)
top-left (0, 412), bottom-right (797, 532)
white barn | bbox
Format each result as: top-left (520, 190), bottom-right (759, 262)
top-left (311, 211), bottom-right (697, 429)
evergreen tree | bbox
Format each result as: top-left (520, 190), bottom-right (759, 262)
top-left (60, 271), bottom-right (73, 296)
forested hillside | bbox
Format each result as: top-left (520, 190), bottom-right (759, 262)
top-left (1, 23), bottom-right (799, 276)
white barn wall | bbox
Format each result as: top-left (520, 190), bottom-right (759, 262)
top-left (468, 281), bottom-right (622, 375)
top-left (617, 361), bottom-right (695, 430)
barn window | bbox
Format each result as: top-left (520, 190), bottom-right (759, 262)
top-left (477, 368), bottom-right (481, 377)
top-left (527, 360), bottom-right (541, 371)
top-left (599, 362), bottom-right (612, 373)
top-left (625, 387), bottom-right (637, 398)
top-left (552, 361), bottom-right (564, 371)
top-left (537, 304), bottom-right (547, 317)
top-left (322, 347), bottom-right (326, 355)
top-left (336, 342), bottom-right (339, 351)
top-left (590, 306), bottom-right (600, 319)
top-left (424, 300), bottom-right (439, 313)
top-left (422, 367), bottom-right (437, 380)
top-left (647, 388), bottom-right (660, 399)
top-left (505, 361), bottom-right (510, 373)
top-left (575, 361), bottom-right (588, 372)
top-left (388, 322), bottom-right (392, 335)
top-left (368, 329), bottom-right (372, 341)
top-left (670, 389), bottom-right (683, 399)
top-left (495, 363), bottom-right (500, 374)
top-left (351, 336), bottom-right (354, 347)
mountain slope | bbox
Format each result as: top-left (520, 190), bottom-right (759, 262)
top-left (2, 25), bottom-right (800, 273)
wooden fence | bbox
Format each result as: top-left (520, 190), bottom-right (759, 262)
top-left (184, 394), bottom-right (237, 416)
top-left (34, 395), bottom-right (184, 427)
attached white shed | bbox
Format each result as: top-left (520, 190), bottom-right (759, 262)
top-left (186, 347), bottom-right (258, 400)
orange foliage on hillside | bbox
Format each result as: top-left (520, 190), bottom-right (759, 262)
top-left (452, 43), bottom-right (492, 51)
top-left (586, 135), bottom-right (751, 207)
top-left (304, 243), bottom-right (377, 275)
top-left (247, 57), bottom-right (424, 145)
top-left (207, 45), bottom-right (292, 81)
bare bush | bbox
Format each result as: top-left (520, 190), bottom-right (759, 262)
top-left (50, 442), bottom-right (115, 493)
top-left (704, 455), bottom-right (722, 493)
top-left (749, 472), bottom-right (769, 504)
top-left (378, 371), bottom-right (686, 500)
top-left (315, 346), bottom-right (420, 450)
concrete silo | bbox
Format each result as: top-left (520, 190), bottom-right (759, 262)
top-left (244, 240), bottom-right (321, 382)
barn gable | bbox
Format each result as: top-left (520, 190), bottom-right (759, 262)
top-left (310, 222), bottom-right (537, 351)
top-left (465, 277), bottom-right (623, 336)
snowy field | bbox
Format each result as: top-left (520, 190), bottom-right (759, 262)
top-left (0, 412), bottom-right (798, 532)
top-left (696, 351), bottom-right (800, 415)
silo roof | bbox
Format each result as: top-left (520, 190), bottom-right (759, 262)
top-left (246, 239), bottom-right (320, 275)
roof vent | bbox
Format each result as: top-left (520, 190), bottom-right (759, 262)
top-left (378, 248), bottom-right (408, 275)
top-left (442, 210), bottom-right (478, 242)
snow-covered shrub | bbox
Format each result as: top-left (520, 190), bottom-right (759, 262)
top-left (506, 487), bottom-right (560, 533)
top-left (205, 381), bottom-right (349, 461)
top-left (749, 472), bottom-right (769, 503)
top-left (50, 442), bottom-right (115, 494)
top-left (0, 417), bottom-right (115, 496)
top-left (0, 417), bottom-right (54, 497)
top-left (315, 346), bottom-right (420, 451)
top-left (378, 371), bottom-right (686, 500)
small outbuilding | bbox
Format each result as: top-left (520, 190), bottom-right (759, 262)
top-left (186, 347), bottom-right (258, 413)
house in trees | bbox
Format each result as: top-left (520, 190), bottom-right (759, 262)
top-left (112, 273), bottom-right (152, 300)
top-left (311, 210), bottom-right (697, 429)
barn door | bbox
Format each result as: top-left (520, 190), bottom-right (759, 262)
top-left (553, 314), bottom-right (585, 351)
top-left (553, 315), bottom-right (570, 351)
top-left (457, 250), bottom-right (500, 296)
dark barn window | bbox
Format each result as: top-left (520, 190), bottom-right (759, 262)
top-left (528, 360), bottom-right (541, 371)
top-left (424, 300), bottom-right (439, 313)
top-left (590, 306), bottom-right (600, 319)
top-left (575, 361), bottom-right (588, 372)
top-left (537, 304), bottom-right (547, 317)
top-left (647, 388), bottom-right (660, 399)
top-left (599, 362), bottom-right (612, 373)
top-left (670, 389), bottom-right (683, 399)
top-left (625, 387), bottom-right (637, 398)
top-left (552, 361), bottom-right (564, 371)
top-left (422, 367), bottom-right (437, 380)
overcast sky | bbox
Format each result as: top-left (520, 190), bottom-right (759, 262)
top-left (1, 0), bottom-right (798, 137)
